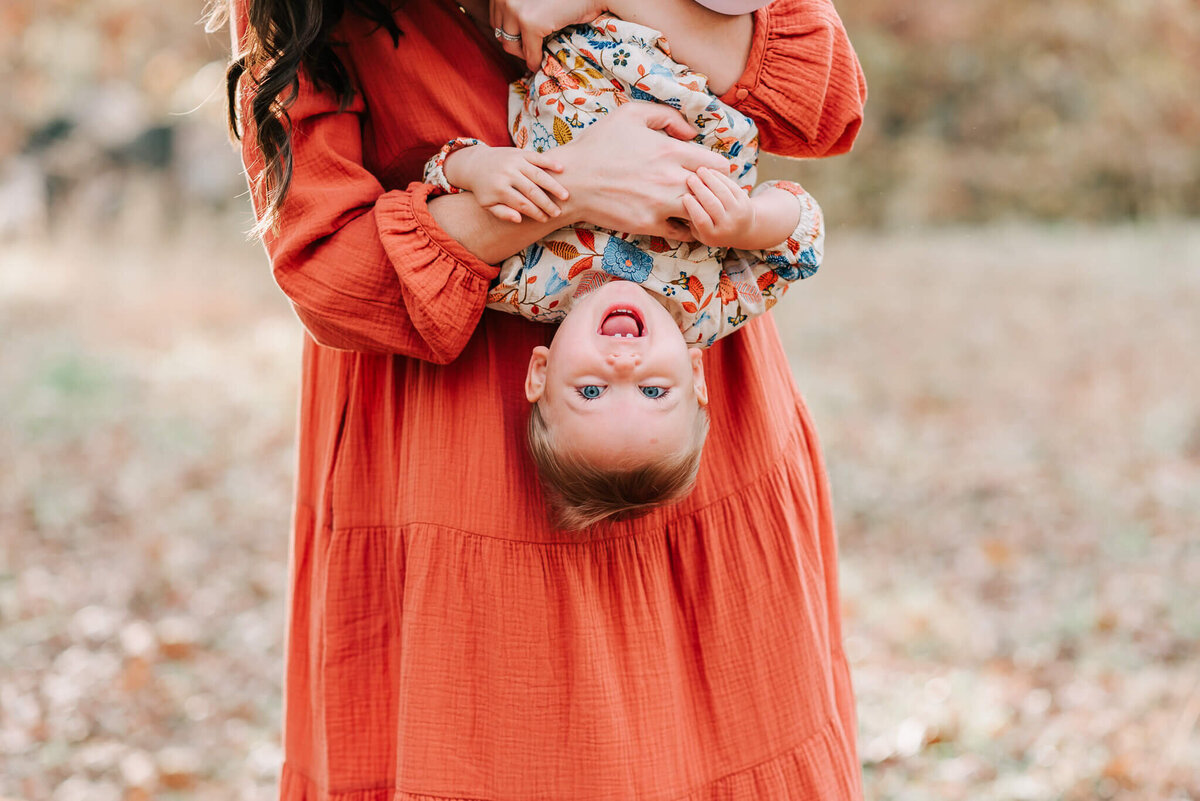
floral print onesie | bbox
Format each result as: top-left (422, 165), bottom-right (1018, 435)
top-left (424, 13), bottom-right (824, 347)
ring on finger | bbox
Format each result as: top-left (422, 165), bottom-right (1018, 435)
top-left (494, 27), bottom-right (521, 42)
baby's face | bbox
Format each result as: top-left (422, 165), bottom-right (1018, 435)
top-left (525, 280), bottom-right (709, 469)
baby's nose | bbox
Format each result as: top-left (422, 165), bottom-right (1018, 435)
top-left (605, 353), bottom-right (641, 374)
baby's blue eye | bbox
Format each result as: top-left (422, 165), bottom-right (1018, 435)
top-left (640, 386), bottom-right (666, 399)
top-left (579, 385), bottom-right (603, 399)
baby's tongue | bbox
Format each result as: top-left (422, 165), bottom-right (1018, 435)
top-left (600, 313), bottom-right (639, 337)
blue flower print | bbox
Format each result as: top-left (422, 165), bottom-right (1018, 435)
top-left (601, 237), bottom-right (653, 282)
top-left (766, 252), bottom-right (800, 281)
top-left (544, 269), bottom-right (570, 297)
top-left (525, 243), bottom-right (544, 272)
top-left (613, 48), bottom-right (630, 66)
top-left (797, 246), bottom-right (820, 278)
top-left (629, 85), bottom-right (657, 102)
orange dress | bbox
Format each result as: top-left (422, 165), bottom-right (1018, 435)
top-left (231, 1), bottom-right (868, 798)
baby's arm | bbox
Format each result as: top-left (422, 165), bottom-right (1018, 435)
top-left (682, 167), bottom-right (801, 251)
top-left (423, 139), bottom-right (569, 224)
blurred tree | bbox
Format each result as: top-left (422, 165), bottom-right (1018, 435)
top-left (767, 0), bottom-right (1200, 226)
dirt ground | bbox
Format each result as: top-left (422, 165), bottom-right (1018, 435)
top-left (1, 210), bottom-right (1198, 800)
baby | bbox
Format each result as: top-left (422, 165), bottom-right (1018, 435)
top-left (424, 9), bottom-right (824, 528)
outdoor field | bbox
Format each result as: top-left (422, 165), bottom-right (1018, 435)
top-left (2, 213), bottom-right (1196, 799)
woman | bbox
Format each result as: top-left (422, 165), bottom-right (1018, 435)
top-left (220, 0), bottom-right (867, 797)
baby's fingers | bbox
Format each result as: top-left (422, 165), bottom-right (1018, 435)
top-left (686, 172), bottom-right (728, 224)
top-left (510, 178), bottom-right (561, 221)
top-left (681, 194), bottom-right (715, 239)
top-left (524, 150), bottom-right (565, 176)
top-left (697, 166), bottom-right (743, 207)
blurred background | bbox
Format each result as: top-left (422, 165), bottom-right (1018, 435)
top-left (0, 0), bottom-right (1197, 799)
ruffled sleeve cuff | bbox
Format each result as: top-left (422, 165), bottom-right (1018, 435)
top-left (717, 0), bottom-right (867, 158)
top-left (374, 182), bottom-right (502, 363)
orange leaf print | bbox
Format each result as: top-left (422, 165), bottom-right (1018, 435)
top-left (575, 228), bottom-right (596, 252)
top-left (567, 256), bottom-right (594, 279)
top-left (681, 302), bottom-right (697, 314)
top-left (647, 237), bottom-right (670, 253)
top-left (687, 275), bottom-right (704, 302)
top-left (545, 240), bottom-right (580, 260)
top-left (757, 270), bottom-right (778, 291)
top-left (699, 292), bottom-right (713, 310)
top-left (527, 275), bottom-right (538, 284)
top-left (718, 272), bottom-right (737, 302)
top-left (548, 300), bottom-right (559, 309)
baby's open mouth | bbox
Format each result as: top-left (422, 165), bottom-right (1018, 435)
top-left (599, 307), bottom-right (644, 338)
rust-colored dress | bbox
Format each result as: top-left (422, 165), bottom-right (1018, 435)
top-left (232, 1), bottom-right (868, 798)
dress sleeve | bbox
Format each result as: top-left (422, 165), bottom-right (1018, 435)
top-left (242, 70), bottom-right (500, 361)
top-left (716, 0), bottom-right (867, 158)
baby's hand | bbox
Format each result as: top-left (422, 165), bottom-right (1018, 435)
top-left (443, 144), bottom-right (569, 224)
top-left (681, 167), bottom-right (761, 249)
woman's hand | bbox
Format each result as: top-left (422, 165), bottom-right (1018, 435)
top-left (490, 0), bottom-right (606, 70)
top-left (556, 102), bottom-right (732, 240)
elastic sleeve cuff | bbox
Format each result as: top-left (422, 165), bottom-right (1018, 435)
top-left (749, 179), bottom-right (824, 278)
top-left (421, 137), bottom-right (482, 196)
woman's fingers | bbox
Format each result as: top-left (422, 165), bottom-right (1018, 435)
top-left (490, 0), bottom-right (602, 69)
top-left (525, 150), bottom-right (564, 174)
top-left (520, 28), bottom-right (543, 70)
top-left (505, 187), bottom-right (550, 222)
top-left (627, 102), bottom-right (698, 142)
top-left (680, 148), bottom-right (731, 175)
top-left (486, 203), bottom-right (523, 224)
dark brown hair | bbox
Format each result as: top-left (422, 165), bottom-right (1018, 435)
top-left (205, 0), bottom-right (404, 234)
top-left (527, 401), bottom-right (710, 531)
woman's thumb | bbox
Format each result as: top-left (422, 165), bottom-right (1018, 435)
top-left (633, 103), bottom-right (698, 141)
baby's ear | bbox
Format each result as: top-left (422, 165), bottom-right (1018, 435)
top-left (689, 348), bottom-right (709, 407)
top-left (525, 346), bottom-right (550, 403)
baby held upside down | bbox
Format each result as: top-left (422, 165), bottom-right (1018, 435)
top-left (423, 12), bottom-right (825, 529)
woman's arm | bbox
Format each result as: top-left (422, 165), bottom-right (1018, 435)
top-left (243, 71), bottom-right (727, 357)
top-left (432, 102), bottom-right (731, 265)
